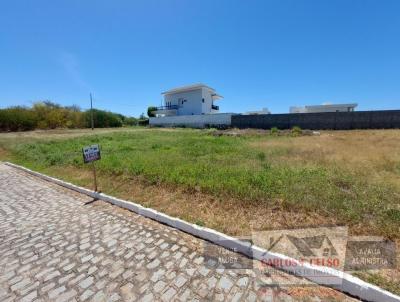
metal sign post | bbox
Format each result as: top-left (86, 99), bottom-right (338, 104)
top-left (92, 162), bottom-right (98, 192)
top-left (82, 144), bottom-right (101, 192)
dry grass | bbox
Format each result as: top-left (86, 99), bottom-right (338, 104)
top-left (27, 165), bottom-right (335, 236)
top-left (0, 127), bottom-right (150, 144)
top-left (250, 130), bottom-right (400, 189)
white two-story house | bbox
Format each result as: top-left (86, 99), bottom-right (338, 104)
top-left (154, 83), bottom-right (223, 116)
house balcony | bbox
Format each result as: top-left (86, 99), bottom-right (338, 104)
top-left (154, 105), bottom-right (179, 116)
top-left (211, 104), bottom-right (219, 110)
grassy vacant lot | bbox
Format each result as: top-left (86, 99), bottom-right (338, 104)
top-left (0, 127), bottom-right (399, 293)
top-left (1, 128), bottom-right (399, 237)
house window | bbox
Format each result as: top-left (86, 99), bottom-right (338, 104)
top-left (202, 98), bottom-right (204, 103)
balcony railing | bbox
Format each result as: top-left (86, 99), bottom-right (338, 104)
top-left (156, 105), bottom-right (179, 110)
top-left (212, 104), bottom-right (219, 110)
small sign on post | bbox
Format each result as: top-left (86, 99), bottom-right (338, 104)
top-left (82, 144), bottom-right (101, 163)
top-left (82, 144), bottom-right (101, 192)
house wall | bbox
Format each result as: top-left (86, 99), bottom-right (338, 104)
top-left (201, 88), bottom-right (217, 114)
top-left (164, 89), bottom-right (203, 115)
top-left (149, 113), bottom-right (234, 128)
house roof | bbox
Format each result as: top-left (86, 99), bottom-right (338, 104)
top-left (162, 83), bottom-right (221, 96)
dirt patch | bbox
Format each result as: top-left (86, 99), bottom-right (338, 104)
top-left (0, 147), bottom-right (11, 161)
top-left (210, 128), bottom-right (318, 137)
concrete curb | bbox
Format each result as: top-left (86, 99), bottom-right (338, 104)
top-left (5, 162), bottom-right (400, 302)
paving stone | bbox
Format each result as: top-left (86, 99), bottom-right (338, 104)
top-left (217, 276), bottom-right (234, 293)
top-left (11, 278), bottom-right (30, 292)
top-left (215, 292), bottom-right (226, 301)
top-left (246, 291), bottom-right (258, 302)
top-left (62, 263), bottom-right (76, 271)
top-left (122, 269), bottom-right (135, 279)
top-left (153, 280), bottom-right (167, 293)
top-left (109, 267), bottom-right (124, 278)
top-left (161, 287), bottom-right (177, 301)
top-left (150, 269), bottom-right (166, 282)
top-left (120, 283), bottom-right (137, 301)
top-left (48, 286), bottom-right (66, 299)
top-left (58, 273), bottom-right (74, 284)
top-left (68, 273), bottom-right (85, 285)
top-left (92, 290), bottom-right (107, 302)
top-left (81, 253), bottom-right (94, 263)
top-left (179, 258), bottom-right (188, 268)
top-left (106, 282), bottom-right (119, 292)
top-left (142, 293), bottom-right (154, 302)
top-left (20, 290), bottom-right (37, 302)
top-left (80, 289), bottom-right (94, 301)
top-left (20, 281), bottom-right (40, 296)
top-left (231, 291), bottom-right (243, 302)
top-left (79, 276), bottom-right (94, 289)
top-left (207, 276), bottom-right (218, 288)
top-left (174, 275), bottom-right (188, 288)
top-left (146, 259), bottom-right (160, 269)
top-left (0, 164), bottom-right (358, 302)
top-left (95, 280), bottom-right (107, 290)
top-left (196, 283), bottom-right (209, 298)
top-left (237, 276), bottom-right (249, 288)
top-left (57, 289), bottom-right (77, 302)
top-left (107, 293), bottom-right (121, 302)
top-left (179, 288), bottom-right (191, 301)
top-left (199, 266), bottom-right (210, 276)
top-left (40, 282), bottom-right (55, 293)
top-left (43, 270), bottom-right (60, 282)
top-left (9, 275), bottom-right (23, 285)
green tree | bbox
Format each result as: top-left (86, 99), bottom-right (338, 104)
top-left (0, 101), bottom-right (139, 131)
top-left (124, 117), bottom-right (138, 126)
top-left (84, 109), bottom-right (123, 128)
top-left (147, 106), bottom-right (157, 118)
top-left (0, 107), bottom-right (38, 131)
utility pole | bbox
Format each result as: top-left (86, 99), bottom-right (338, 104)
top-left (90, 93), bottom-right (94, 130)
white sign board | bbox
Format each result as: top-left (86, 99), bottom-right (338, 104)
top-left (82, 144), bottom-right (101, 164)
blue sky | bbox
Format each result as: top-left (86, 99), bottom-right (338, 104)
top-left (1, 0), bottom-right (399, 116)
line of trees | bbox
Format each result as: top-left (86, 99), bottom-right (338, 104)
top-left (0, 101), bottom-right (144, 131)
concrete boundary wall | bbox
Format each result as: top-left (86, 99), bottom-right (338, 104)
top-left (149, 113), bottom-right (234, 128)
top-left (4, 161), bottom-right (400, 302)
top-left (232, 110), bottom-right (400, 130)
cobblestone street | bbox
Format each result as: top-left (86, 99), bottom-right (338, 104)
top-left (0, 163), bottom-right (358, 301)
